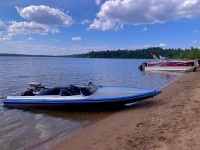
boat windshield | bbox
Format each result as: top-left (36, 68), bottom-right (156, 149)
top-left (80, 82), bottom-right (98, 96)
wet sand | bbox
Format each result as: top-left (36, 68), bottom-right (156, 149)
top-left (50, 70), bottom-right (200, 150)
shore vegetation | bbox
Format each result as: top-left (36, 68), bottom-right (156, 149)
top-left (69, 47), bottom-right (200, 60)
top-left (1, 47), bottom-right (200, 60)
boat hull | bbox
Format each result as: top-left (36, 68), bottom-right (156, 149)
top-left (3, 86), bottom-right (161, 109)
top-left (146, 61), bottom-right (197, 72)
top-left (145, 66), bottom-right (197, 72)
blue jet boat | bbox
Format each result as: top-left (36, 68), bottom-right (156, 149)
top-left (3, 82), bottom-right (161, 108)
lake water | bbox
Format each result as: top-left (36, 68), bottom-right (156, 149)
top-left (0, 56), bottom-right (185, 150)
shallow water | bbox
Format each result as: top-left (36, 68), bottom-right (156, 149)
top-left (0, 56), bottom-right (185, 149)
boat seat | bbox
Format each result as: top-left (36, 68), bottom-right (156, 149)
top-left (80, 82), bottom-right (98, 96)
top-left (59, 89), bottom-right (72, 96)
top-left (38, 87), bottom-right (60, 95)
top-left (69, 85), bottom-right (81, 95)
top-left (21, 90), bottom-right (35, 96)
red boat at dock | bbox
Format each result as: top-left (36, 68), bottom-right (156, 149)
top-left (139, 52), bottom-right (198, 72)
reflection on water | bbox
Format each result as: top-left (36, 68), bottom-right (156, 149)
top-left (0, 57), bottom-right (185, 150)
top-left (140, 71), bottom-right (185, 89)
top-left (0, 104), bottom-right (117, 150)
top-left (0, 107), bottom-right (83, 150)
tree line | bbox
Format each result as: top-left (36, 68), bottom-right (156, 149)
top-left (70, 47), bottom-right (200, 60)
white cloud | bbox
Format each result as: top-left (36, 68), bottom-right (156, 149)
top-left (89, 18), bottom-right (118, 31)
top-left (27, 37), bottom-right (34, 40)
top-left (50, 28), bottom-right (59, 34)
top-left (95, 0), bottom-right (101, 6)
top-left (59, 45), bottom-right (106, 55)
top-left (158, 43), bottom-right (166, 47)
top-left (0, 5), bottom-right (70, 39)
top-left (16, 5), bottom-right (73, 27)
top-left (72, 37), bottom-right (82, 41)
top-left (193, 40), bottom-right (198, 43)
top-left (8, 21), bottom-right (57, 36)
top-left (143, 27), bottom-right (147, 31)
top-left (0, 40), bottom-right (105, 55)
top-left (89, 0), bottom-right (200, 31)
top-left (0, 20), bottom-right (7, 31)
top-left (0, 20), bottom-right (59, 40)
top-left (81, 19), bottom-right (90, 24)
top-left (0, 36), bottom-right (12, 41)
top-left (130, 43), bottom-right (167, 49)
top-left (0, 40), bottom-right (62, 55)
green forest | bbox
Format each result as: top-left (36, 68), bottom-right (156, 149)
top-left (70, 47), bottom-right (200, 60)
top-left (1, 47), bottom-right (200, 60)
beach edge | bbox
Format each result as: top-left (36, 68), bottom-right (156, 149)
top-left (49, 70), bottom-right (200, 150)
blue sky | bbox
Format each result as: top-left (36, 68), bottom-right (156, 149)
top-left (0, 0), bottom-right (200, 55)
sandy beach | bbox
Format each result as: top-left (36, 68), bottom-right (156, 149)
top-left (50, 70), bottom-right (200, 150)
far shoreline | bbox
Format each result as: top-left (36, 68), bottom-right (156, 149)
top-left (0, 55), bottom-right (182, 61)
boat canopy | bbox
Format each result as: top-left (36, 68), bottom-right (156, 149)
top-left (151, 52), bottom-right (169, 62)
top-left (151, 52), bottom-right (160, 56)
